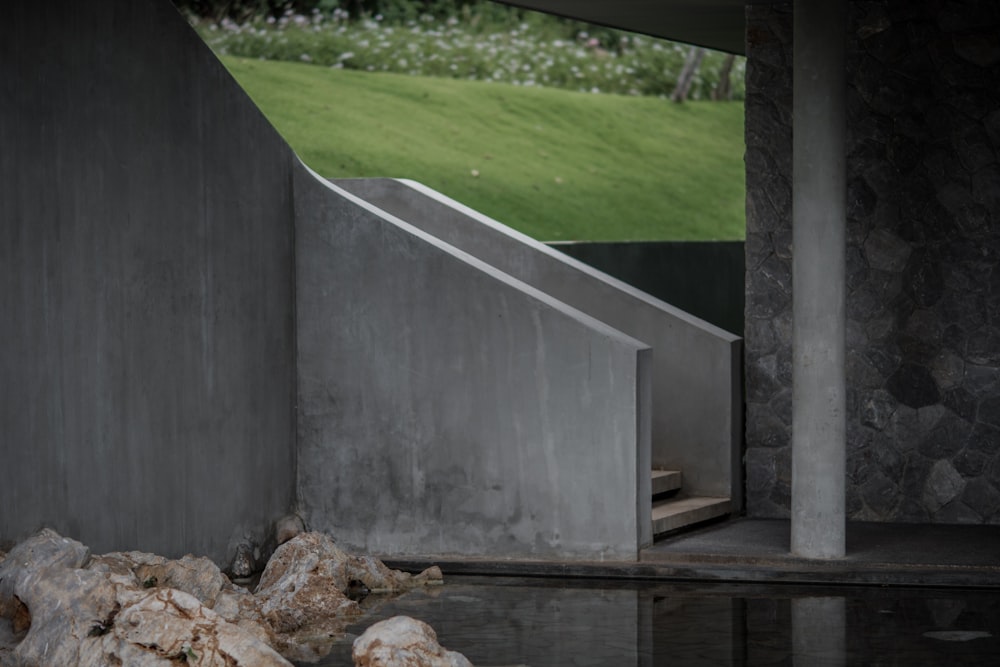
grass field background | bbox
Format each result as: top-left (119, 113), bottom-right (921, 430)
top-left (224, 57), bottom-right (746, 240)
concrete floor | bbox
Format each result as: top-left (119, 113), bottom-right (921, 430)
top-left (383, 518), bottom-right (1000, 589)
top-left (640, 518), bottom-right (1000, 587)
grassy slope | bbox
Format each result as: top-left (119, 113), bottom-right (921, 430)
top-left (224, 57), bottom-right (745, 241)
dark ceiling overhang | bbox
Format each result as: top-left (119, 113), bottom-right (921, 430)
top-left (494, 1), bottom-right (783, 55)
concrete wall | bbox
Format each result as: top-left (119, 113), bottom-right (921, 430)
top-left (296, 167), bottom-right (652, 559)
top-left (549, 241), bottom-right (745, 336)
top-left (0, 0), bottom-right (297, 562)
top-left (744, 0), bottom-right (1000, 523)
top-left (335, 178), bottom-right (743, 505)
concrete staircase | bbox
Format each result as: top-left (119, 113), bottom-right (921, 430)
top-left (651, 469), bottom-right (730, 537)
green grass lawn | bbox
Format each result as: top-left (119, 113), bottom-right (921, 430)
top-left (223, 57), bottom-right (746, 240)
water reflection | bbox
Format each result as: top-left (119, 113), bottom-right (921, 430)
top-left (792, 597), bottom-right (844, 667)
top-left (298, 576), bottom-right (1000, 666)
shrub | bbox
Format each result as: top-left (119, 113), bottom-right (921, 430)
top-left (192, 6), bottom-right (745, 100)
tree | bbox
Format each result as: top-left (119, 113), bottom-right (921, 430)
top-left (671, 45), bottom-right (705, 103)
top-left (712, 54), bottom-right (736, 101)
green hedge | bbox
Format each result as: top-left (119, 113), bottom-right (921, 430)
top-left (175, 1), bottom-right (506, 22)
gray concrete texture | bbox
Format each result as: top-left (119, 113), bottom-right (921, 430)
top-left (549, 240), bottom-right (745, 336)
top-left (790, 0), bottom-right (847, 559)
top-left (296, 167), bottom-right (652, 559)
top-left (389, 519), bottom-right (1000, 586)
top-left (0, 0), bottom-right (297, 562)
top-left (2, 0), bottom-right (745, 566)
top-left (335, 178), bottom-right (744, 505)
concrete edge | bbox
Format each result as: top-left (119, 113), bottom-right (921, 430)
top-left (344, 176), bottom-right (741, 345)
top-left (305, 166), bottom-right (652, 353)
top-left (729, 335), bottom-right (746, 512)
top-left (636, 346), bottom-right (653, 550)
top-left (380, 556), bottom-right (1000, 590)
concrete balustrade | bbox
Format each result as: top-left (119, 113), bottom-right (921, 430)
top-left (336, 178), bottom-right (744, 508)
top-left (297, 167), bottom-right (653, 559)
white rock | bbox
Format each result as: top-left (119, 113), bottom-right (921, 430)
top-left (0, 530), bottom-right (290, 667)
top-left (254, 532), bottom-right (444, 662)
top-left (0, 530), bottom-right (448, 666)
top-left (353, 615), bottom-right (473, 667)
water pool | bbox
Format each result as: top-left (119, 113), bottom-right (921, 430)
top-left (298, 576), bottom-right (1000, 666)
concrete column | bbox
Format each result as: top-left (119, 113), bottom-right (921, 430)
top-left (790, 0), bottom-right (847, 559)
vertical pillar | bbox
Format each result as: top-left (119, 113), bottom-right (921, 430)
top-left (791, 0), bottom-right (847, 559)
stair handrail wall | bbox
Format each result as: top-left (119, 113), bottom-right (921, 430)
top-left (296, 164), bottom-right (653, 559)
top-left (336, 178), bottom-right (744, 510)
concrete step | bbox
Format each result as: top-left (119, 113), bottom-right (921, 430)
top-left (652, 496), bottom-right (731, 536)
top-left (651, 469), bottom-right (682, 495)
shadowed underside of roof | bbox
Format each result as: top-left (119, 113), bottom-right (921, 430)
top-left (496, 0), bottom-right (787, 54)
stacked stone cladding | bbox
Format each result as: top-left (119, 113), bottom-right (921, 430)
top-left (744, 0), bottom-right (1000, 523)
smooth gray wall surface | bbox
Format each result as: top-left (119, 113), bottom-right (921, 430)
top-left (549, 241), bottom-right (745, 336)
top-left (334, 178), bottom-right (743, 505)
top-left (297, 166), bottom-right (651, 559)
top-left (0, 0), bottom-right (296, 562)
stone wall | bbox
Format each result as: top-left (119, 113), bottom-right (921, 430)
top-left (745, 0), bottom-right (1000, 523)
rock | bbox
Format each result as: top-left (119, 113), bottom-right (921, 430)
top-left (349, 556), bottom-right (443, 594)
top-left (92, 588), bottom-right (289, 666)
top-left (230, 542), bottom-right (257, 579)
top-left (254, 532), bottom-right (442, 661)
top-left (254, 534), bottom-right (363, 637)
top-left (275, 514), bottom-right (306, 545)
top-left (89, 552), bottom-right (227, 605)
top-left (923, 459), bottom-right (967, 513)
top-left (352, 616), bottom-right (473, 667)
top-left (1, 530), bottom-right (447, 666)
top-left (887, 363), bottom-right (941, 409)
top-left (0, 530), bottom-right (291, 666)
top-left (864, 228), bottom-right (911, 272)
top-left (86, 549), bottom-right (276, 647)
top-left (0, 529), bottom-right (90, 619)
top-left (861, 390), bottom-right (897, 430)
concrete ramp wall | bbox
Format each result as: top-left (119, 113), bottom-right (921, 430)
top-left (334, 178), bottom-right (743, 507)
top-left (296, 166), bottom-right (652, 559)
top-left (1, 0), bottom-right (296, 563)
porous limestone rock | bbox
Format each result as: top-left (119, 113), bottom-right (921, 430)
top-left (253, 532), bottom-right (442, 660)
top-left (230, 542), bottom-right (257, 579)
top-left (352, 616), bottom-right (473, 667)
top-left (1, 530), bottom-right (447, 666)
top-left (0, 530), bottom-right (290, 666)
top-left (86, 549), bottom-right (274, 646)
top-left (255, 532), bottom-right (364, 636)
